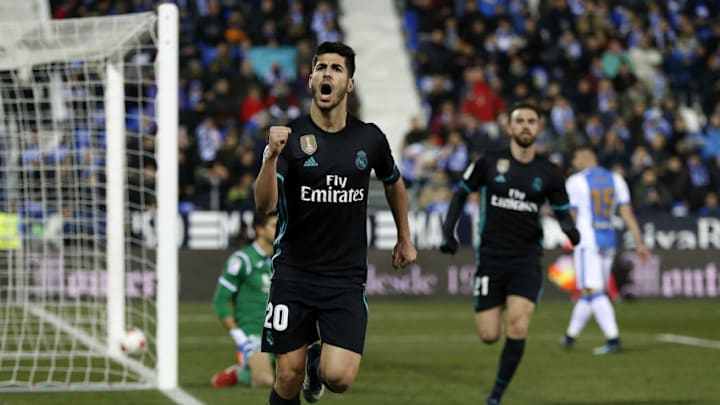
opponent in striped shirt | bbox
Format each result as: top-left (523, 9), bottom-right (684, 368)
top-left (561, 146), bottom-right (649, 355)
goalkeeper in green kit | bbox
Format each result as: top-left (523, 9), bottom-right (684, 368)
top-left (211, 211), bottom-right (276, 388)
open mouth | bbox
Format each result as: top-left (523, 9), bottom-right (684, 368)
top-left (318, 83), bottom-right (332, 103)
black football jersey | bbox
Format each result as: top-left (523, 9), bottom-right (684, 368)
top-left (460, 148), bottom-right (571, 257)
top-left (272, 115), bottom-right (399, 286)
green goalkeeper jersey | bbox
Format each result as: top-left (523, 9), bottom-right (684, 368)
top-left (211, 242), bottom-right (272, 337)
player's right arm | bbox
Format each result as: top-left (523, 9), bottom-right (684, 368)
top-left (255, 126), bottom-right (290, 214)
top-left (211, 253), bottom-right (253, 365)
top-left (211, 286), bottom-right (242, 336)
top-left (440, 157), bottom-right (486, 254)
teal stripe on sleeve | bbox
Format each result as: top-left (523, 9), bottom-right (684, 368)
top-left (475, 186), bottom-right (487, 265)
top-left (379, 165), bottom-right (400, 183)
top-left (272, 175), bottom-right (288, 267)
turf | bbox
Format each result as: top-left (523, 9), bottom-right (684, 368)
top-left (1, 299), bottom-right (719, 404)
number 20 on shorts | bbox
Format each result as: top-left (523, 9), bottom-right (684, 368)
top-left (264, 302), bottom-right (289, 331)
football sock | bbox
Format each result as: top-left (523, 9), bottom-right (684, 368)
top-left (489, 337), bottom-right (525, 400)
top-left (566, 295), bottom-right (592, 337)
top-left (590, 293), bottom-right (619, 339)
top-left (311, 356), bottom-right (321, 382)
top-left (269, 387), bottom-right (300, 405)
top-left (237, 366), bottom-right (251, 387)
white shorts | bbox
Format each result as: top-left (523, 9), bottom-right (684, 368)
top-left (573, 247), bottom-right (615, 290)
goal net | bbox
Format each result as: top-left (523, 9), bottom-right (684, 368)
top-left (0, 4), bottom-right (178, 391)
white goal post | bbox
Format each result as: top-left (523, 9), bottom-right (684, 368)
top-left (0, 4), bottom-right (178, 391)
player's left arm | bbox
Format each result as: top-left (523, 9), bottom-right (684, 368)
top-left (614, 174), bottom-right (650, 261)
top-left (210, 280), bottom-right (237, 327)
top-left (372, 125), bottom-right (417, 269)
top-left (384, 177), bottom-right (417, 269)
top-left (561, 176), bottom-right (581, 250)
top-left (548, 169), bottom-right (580, 246)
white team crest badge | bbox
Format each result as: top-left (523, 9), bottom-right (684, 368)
top-left (496, 159), bottom-right (510, 174)
top-left (495, 159), bottom-right (510, 183)
top-left (300, 134), bottom-right (317, 155)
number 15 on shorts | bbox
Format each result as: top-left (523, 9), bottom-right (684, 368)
top-left (264, 302), bottom-right (289, 331)
top-left (474, 275), bottom-right (489, 297)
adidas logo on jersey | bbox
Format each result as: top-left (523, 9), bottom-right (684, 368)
top-left (304, 157), bottom-right (318, 167)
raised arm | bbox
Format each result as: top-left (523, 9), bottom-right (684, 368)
top-left (255, 126), bottom-right (290, 213)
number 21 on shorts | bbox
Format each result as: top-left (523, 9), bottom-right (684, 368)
top-left (264, 302), bottom-right (289, 331)
top-left (473, 274), bottom-right (489, 297)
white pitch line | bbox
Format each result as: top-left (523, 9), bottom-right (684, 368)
top-left (656, 334), bottom-right (720, 350)
top-left (180, 312), bottom-right (473, 323)
top-left (162, 388), bottom-right (206, 405)
top-left (180, 332), bottom-right (659, 346)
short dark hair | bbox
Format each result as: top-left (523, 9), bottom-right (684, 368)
top-left (573, 144), bottom-right (597, 156)
top-left (508, 101), bottom-right (542, 119)
top-left (252, 210), bottom-right (276, 229)
top-left (312, 41), bottom-right (356, 77)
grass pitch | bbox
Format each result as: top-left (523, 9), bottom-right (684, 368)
top-left (1, 299), bottom-right (719, 404)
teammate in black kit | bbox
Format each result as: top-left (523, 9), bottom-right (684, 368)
top-left (440, 102), bottom-right (580, 405)
top-left (255, 41), bottom-right (417, 405)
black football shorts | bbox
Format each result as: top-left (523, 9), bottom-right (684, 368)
top-left (473, 254), bottom-right (543, 312)
top-left (261, 278), bottom-right (368, 355)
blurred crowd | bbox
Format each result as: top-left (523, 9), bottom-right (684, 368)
top-left (48, 0), bottom-right (720, 220)
top-left (51, 0), bottom-right (349, 215)
top-left (400, 0), bottom-right (720, 218)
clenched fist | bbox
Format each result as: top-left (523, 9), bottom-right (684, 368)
top-left (266, 126), bottom-right (291, 160)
